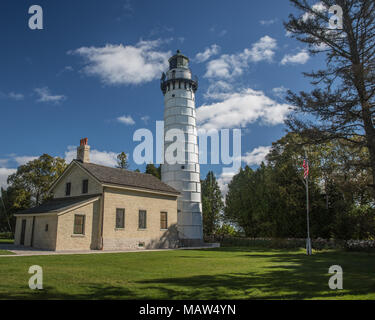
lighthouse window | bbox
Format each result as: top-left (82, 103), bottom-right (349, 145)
top-left (179, 81), bottom-right (181, 89)
top-left (184, 82), bottom-right (187, 89)
top-left (172, 82), bottom-right (175, 90)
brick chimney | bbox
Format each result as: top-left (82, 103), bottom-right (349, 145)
top-left (76, 138), bottom-right (90, 163)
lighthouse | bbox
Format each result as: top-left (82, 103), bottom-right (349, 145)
top-left (160, 50), bottom-right (203, 246)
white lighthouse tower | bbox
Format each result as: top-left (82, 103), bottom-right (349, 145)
top-left (161, 50), bottom-right (203, 246)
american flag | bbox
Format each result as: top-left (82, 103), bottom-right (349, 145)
top-left (303, 159), bottom-right (309, 180)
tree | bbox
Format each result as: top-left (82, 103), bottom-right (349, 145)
top-left (145, 164), bottom-right (161, 180)
top-left (7, 154), bottom-right (67, 207)
top-left (201, 171), bottom-right (224, 236)
top-left (0, 186), bottom-right (31, 233)
top-left (223, 132), bottom-right (374, 240)
top-left (116, 152), bottom-right (129, 169)
top-left (284, 0), bottom-right (375, 198)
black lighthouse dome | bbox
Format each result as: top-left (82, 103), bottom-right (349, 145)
top-left (168, 50), bottom-right (189, 70)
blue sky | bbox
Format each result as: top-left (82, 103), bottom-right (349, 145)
top-left (0, 0), bottom-right (326, 191)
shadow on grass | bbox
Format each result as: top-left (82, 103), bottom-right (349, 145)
top-left (1, 248), bottom-right (374, 300)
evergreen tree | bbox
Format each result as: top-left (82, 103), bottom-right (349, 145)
top-left (201, 171), bottom-right (224, 236)
top-left (116, 152), bottom-right (129, 169)
top-left (145, 164), bottom-right (161, 180)
top-left (284, 0), bottom-right (375, 198)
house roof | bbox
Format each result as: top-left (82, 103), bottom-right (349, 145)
top-left (76, 161), bottom-right (180, 195)
top-left (16, 194), bottom-right (101, 215)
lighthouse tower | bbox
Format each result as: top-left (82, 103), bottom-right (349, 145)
top-left (160, 50), bottom-right (203, 246)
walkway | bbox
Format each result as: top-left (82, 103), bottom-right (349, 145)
top-left (0, 243), bottom-right (220, 257)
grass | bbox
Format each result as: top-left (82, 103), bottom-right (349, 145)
top-left (0, 247), bottom-right (374, 300)
top-left (0, 250), bottom-right (14, 255)
top-left (0, 239), bottom-right (14, 244)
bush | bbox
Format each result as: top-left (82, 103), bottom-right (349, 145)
top-left (0, 232), bottom-right (13, 239)
top-left (211, 236), bottom-right (349, 251)
top-left (344, 240), bottom-right (375, 253)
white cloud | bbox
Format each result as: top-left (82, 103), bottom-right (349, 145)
top-left (34, 87), bottom-right (66, 103)
top-left (203, 80), bottom-right (234, 100)
top-left (217, 170), bottom-right (237, 196)
top-left (8, 92), bottom-right (24, 101)
top-left (217, 146), bottom-right (272, 195)
top-left (260, 19), bottom-right (277, 26)
top-left (123, 0), bottom-right (133, 14)
top-left (272, 86), bottom-right (289, 99)
top-left (241, 146), bottom-right (271, 166)
top-left (64, 146), bottom-right (118, 167)
top-left (195, 44), bottom-right (220, 63)
top-left (0, 91), bottom-right (24, 101)
top-left (302, 2), bottom-right (327, 22)
top-left (117, 115), bottom-right (135, 125)
top-left (70, 40), bottom-right (171, 86)
top-left (0, 168), bottom-right (16, 189)
top-left (197, 88), bottom-right (293, 130)
top-left (281, 49), bottom-right (310, 65)
top-left (246, 35), bottom-right (277, 63)
top-left (285, 30), bottom-right (293, 37)
top-left (14, 156), bottom-right (38, 166)
top-left (141, 116), bottom-right (150, 124)
top-left (204, 36), bottom-right (277, 79)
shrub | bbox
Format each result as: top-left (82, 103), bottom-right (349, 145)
top-left (344, 240), bottom-right (375, 253)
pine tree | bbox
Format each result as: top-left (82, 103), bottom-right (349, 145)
top-left (116, 152), bottom-right (129, 170)
top-left (145, 164), bottom-right (161, 180)
top-left (201, 171), bottom-right (224, 236)
top-left (284, 0), bottom-right (375, 198)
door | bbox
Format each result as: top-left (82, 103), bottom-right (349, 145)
top-left (20, 219), bottom-right (26, 245)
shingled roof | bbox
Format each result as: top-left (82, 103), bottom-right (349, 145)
top-left (16, 194), bottom-right (101, 215)
top-left (76, 161), bottom-right (180, 195)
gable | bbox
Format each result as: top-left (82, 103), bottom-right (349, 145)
top-left (51, 162), bottom-right (102, 198)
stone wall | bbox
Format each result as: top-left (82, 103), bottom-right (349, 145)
top-left (52, 163), bottom-right (102, 198)
top-left (55, 200), bottom-right (100, 251)
top-left (102, 187), bottom-right (179, 250)
top-left (32, 215), bottom-right (58, 250)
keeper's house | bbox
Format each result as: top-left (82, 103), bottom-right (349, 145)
top-left (13, 139), bottom-right (180, 251)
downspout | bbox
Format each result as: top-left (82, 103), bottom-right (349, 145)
top-left (30, 216), bottom-right (35, 247)
top-left (99, 187), bottom-right (105, 250)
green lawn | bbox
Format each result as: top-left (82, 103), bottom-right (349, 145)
top-left (0, 250), bottom-right (14, 255)
top-left (0, 239), bottom-right (14, 244)
top-left (0, 247), bottom-right (374, 300)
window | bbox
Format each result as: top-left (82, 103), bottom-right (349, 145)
top-left (73, 215), bottom-right (85, 234)
top-left (116, 208), bottom-right (125, 229)
top-left (138, 210), bottom-right (147, 229)
top-left (160, 212), bottom-right (168, 230)
top-left (45, 224), bottom-right (49, 232)
top-left (65, 182), bottom-right (71, 196)
top-left (82, 179), bottom-right (88, 194)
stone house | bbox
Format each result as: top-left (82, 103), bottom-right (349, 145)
top-left (13, 139), bottom-right (180, 251)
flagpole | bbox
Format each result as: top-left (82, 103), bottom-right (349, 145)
top-left (305, 150), bottom-right (312, 255)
